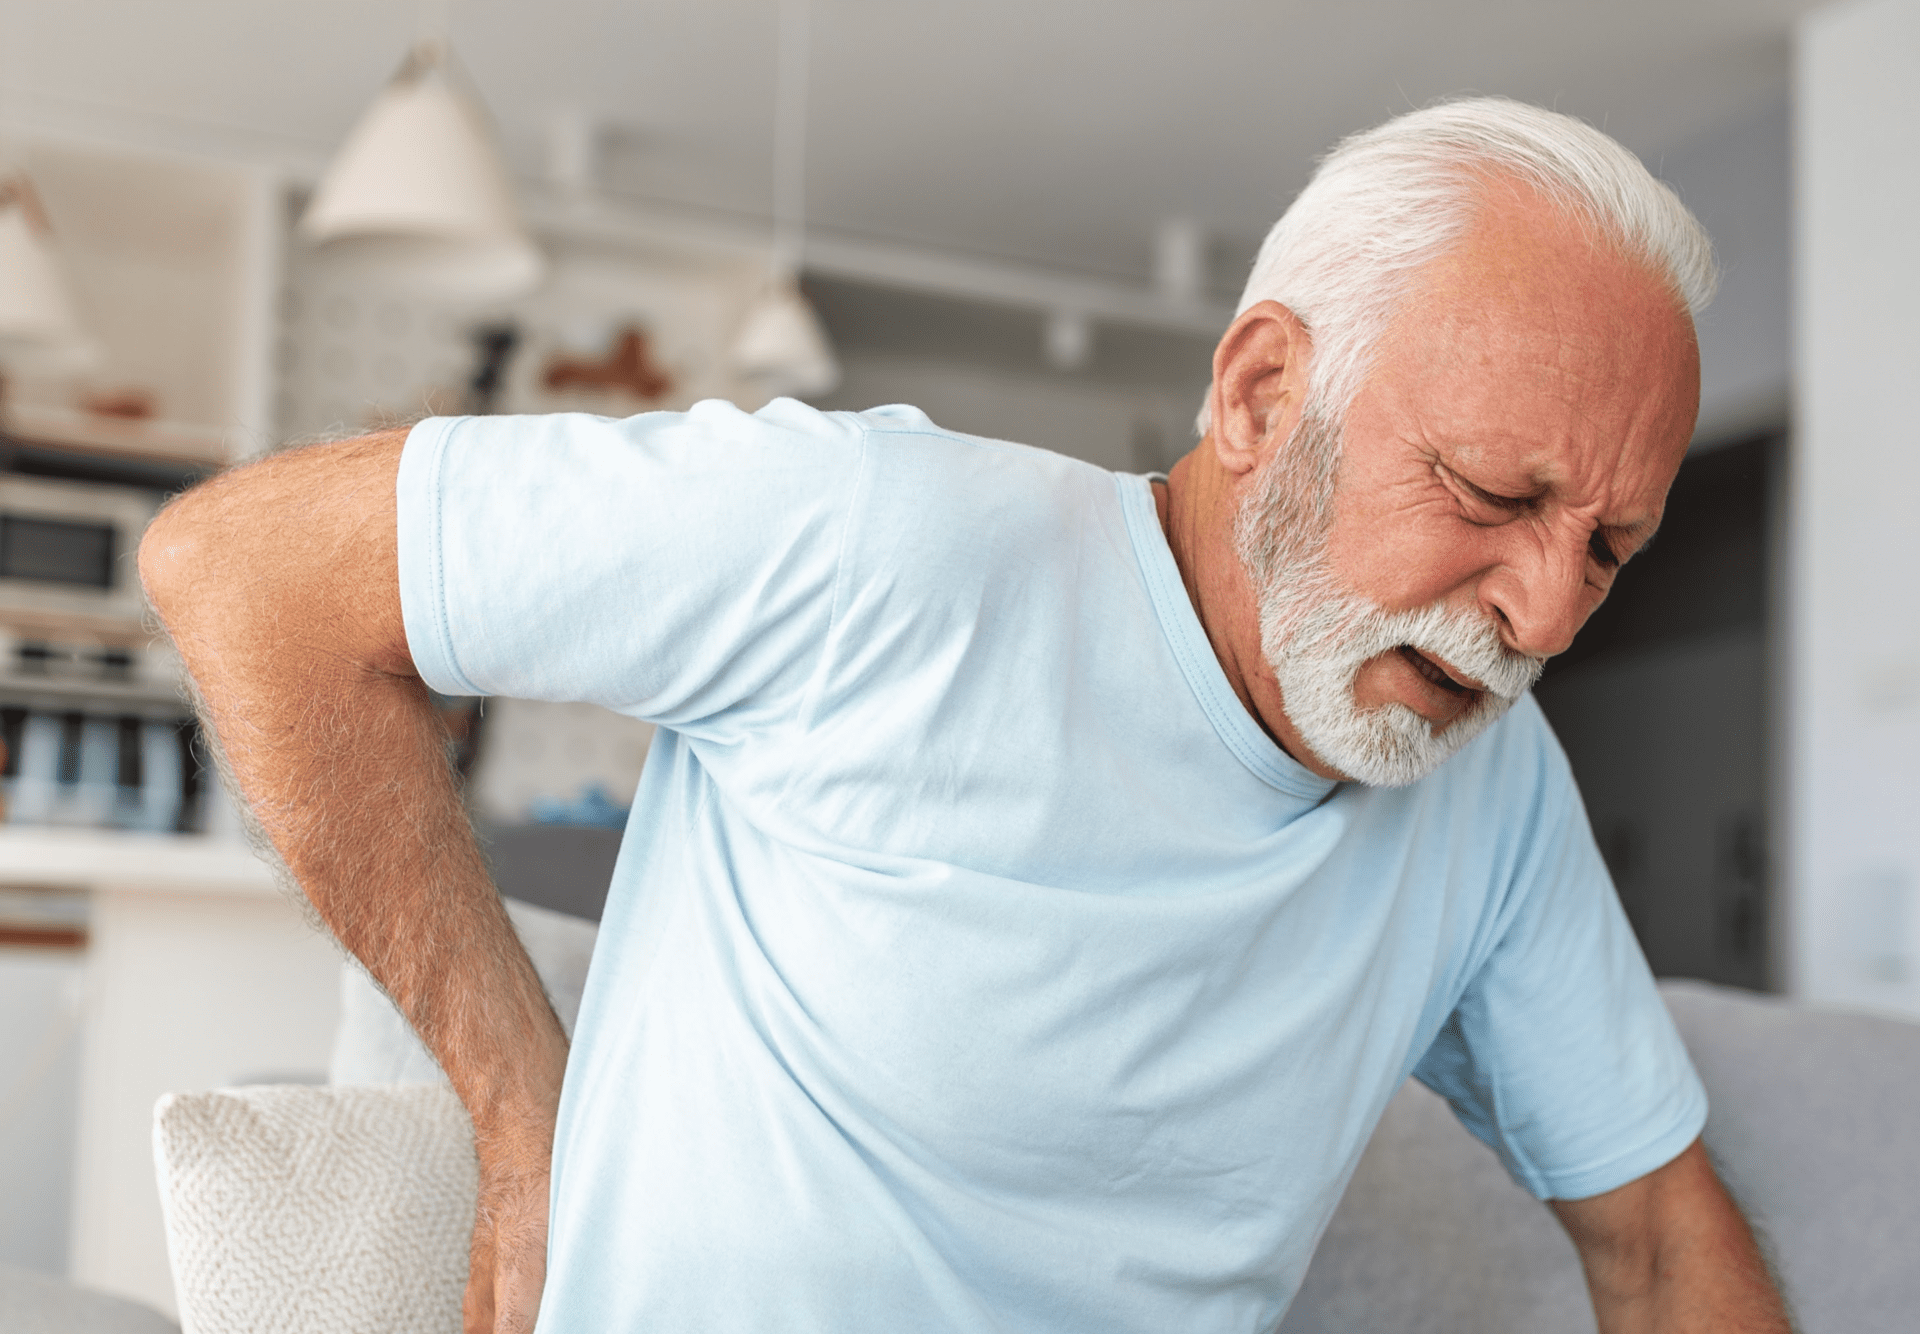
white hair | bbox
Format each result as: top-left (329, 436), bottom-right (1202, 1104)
top-left (1197, 96), bottom-right (1717, 435)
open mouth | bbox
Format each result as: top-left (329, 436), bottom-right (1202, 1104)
top-left (1398, 645), bottom-right (1479, 697)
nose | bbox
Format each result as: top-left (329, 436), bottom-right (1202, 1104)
top-left (1476, 534), bottom-right (1596, 660)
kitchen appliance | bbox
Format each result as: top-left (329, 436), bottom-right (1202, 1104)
top-left (0, 472), bottom-right (204, 831)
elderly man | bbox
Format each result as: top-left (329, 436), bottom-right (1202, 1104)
top-left (142, 98), bottom-right (1791, 1332)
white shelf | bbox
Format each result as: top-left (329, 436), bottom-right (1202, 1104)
top-left (0, 825), bottom-right (276, 895)
top-left (523, 191), bottom-right (1236, 338)
top-left (5, 404), bottom-right (231, 467)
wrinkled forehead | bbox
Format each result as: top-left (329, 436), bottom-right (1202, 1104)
top-left (1418, 181), bottom-right (1691, 337)
top-left (1362, 188), bottom-right (1700, 476)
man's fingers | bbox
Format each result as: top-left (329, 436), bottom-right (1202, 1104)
top-left (465, 1166), bottom-right (551, 1334)
top-left (486, 1177), bottom-right (551, 1334)
top-left (492, 1232), bottom-right (550, 1334)
top-left (463, 1218), bottom-right (497, 1334)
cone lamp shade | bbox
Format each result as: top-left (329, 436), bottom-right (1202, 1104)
top-left (0, 174), bottom-right (94, 370)
top-left (730, 0), bottom-right (838, 400)
top-left (301, 46), bottom-right (543, 301)
top-left (732, 277), bottom-right (840, 398)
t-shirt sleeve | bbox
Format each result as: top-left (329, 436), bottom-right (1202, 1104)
top-left (395, 399), bottom-right (864, 735)
top-left (1411, 721), bottom-right (1708, 1202)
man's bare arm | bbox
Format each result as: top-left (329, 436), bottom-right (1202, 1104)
top-left (1552, 1137), bottom-right (1793, 1333)
top-left (139, 432), bottom-right (566, 1334)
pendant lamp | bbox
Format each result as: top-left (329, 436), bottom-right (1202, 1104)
top-left (731, 0), bottom-right (839, 398)
top-left (733, 279), bottom-right (839, 397)
top-left (0, 172), bottom-right (93, 370)
top-left (301, 42), bottom-right (543, 302)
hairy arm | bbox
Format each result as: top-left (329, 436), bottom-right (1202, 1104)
top-left (1551, 1138), bottom-right (1793, 1333)
top-left (139, 432), bottom-right (565, 1334)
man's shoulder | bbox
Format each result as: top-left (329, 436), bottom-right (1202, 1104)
top-left (826, 403), bottom-right (1133, 562)
top-left (849, 402), bottom-right (1119, 494)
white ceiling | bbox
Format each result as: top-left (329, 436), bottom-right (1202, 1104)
top-left (8, 0), bottom-right (1822, 286)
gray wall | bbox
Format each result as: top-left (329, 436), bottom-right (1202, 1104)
top-left (1660, 97), bottom-right (1793, 448)
top-left (806, 277), bottom-right (1214, 474)
top-left (1789, 0), bottom-right (1920, 1017)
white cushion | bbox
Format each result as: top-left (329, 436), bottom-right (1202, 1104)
top-left (152, 1084), bottom-right (475, 1334)
top-left (329, 898), bottom-right (597, 1086)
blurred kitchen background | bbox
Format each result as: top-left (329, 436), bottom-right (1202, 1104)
top-left (0, 0), bottom-right (1913, 1319)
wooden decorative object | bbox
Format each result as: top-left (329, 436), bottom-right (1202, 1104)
top-left (79, 387), bottom-right (157, 420)
top-left (0, 174), bottom-right (54, 232)
top-left (542, 325), bottom-right (673, 402)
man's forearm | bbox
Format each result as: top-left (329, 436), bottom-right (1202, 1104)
top-left (142, 432), bottom-right (566, 1122)
top-left (198, 640), bottom-right (564, 1129)
top-left (1554, 1140), bottom-right (1793, 1334)
top-left (140, 433), bottom-right (565, 1329)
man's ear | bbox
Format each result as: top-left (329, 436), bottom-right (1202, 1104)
top-left (1207, 300), bottom-right (1312, 476)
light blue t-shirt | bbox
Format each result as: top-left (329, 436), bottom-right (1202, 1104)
top-left (397, 399), bottom-right (1706, 1333)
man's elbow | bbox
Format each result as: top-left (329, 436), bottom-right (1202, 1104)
top-left (138, 467), bottom-right (277, 649)
top-left (137, 431), bottom-right (414, 677)
top-left (138, 486), bottom-right (224, 635)
top-left (137, 500), bottom-right (187, 611)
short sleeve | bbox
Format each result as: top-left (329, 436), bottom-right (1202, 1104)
top-left (396, 399), bottom-right (864, 735)
top-left (1411, 766), bottom-right (1708, 1202)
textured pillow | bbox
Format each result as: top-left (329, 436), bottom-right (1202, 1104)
top-left (152, 1084), bottom-right (475, 1334)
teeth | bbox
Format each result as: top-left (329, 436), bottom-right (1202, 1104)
top-left (1402, 646), bottom-right (1472, 695)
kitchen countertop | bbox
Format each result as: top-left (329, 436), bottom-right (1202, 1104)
top-left (0, 826), bottom-right (276, 895)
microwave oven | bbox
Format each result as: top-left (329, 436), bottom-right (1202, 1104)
top-left (0, 472), bottom-right (207, 832)
top-left (0, 472), bottom-right (158, 631)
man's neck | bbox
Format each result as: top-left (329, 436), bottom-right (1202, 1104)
top-left (1154, 446), bottom-right (1341, 779)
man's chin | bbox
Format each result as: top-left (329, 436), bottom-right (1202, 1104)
top-left (1292, 695), bottom-right (1514, 788)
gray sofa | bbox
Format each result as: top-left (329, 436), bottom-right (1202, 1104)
top-left (0, 1265), bottom-right (178, 1334)
top-left (1280, 980), bottom-right (1920, 1332)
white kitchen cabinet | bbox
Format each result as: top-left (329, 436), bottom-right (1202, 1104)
top-left (0, 827), bottom-right (340, 1317)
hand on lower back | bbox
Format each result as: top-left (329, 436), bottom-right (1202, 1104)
top-left (464, 1150), bottom-right (553, 1334)
top-left (136, 433), bottom-right (572, 1333)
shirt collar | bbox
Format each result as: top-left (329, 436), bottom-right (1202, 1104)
top-left (1115, 472), bottom-right (1339, 804)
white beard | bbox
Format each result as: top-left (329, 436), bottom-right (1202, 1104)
top-left (1234, 407), bottom-right (1544, 788)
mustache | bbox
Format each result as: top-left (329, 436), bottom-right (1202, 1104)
top-left (1371, 600), bottom-right (1544, 702)
top-left (1279, 590), bottom-right (1544, 704)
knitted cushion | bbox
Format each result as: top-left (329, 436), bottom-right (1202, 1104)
top-left (152, 1084), bottom-right (475, 1334)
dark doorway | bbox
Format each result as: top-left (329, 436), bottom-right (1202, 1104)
top-left (1535, 433), bottom-right (1780, 991)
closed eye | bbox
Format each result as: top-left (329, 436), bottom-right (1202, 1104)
top-left (1588, 528), bottom-right (1620, 569)
top-left (1440, 460), bottom-right (1640, 572)
top-left (1439, 463), bottom-right (1539, 523)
